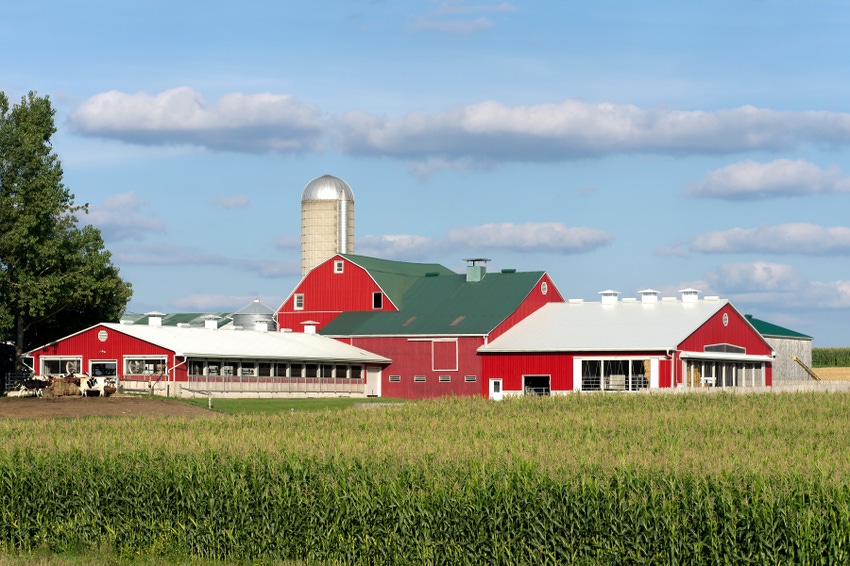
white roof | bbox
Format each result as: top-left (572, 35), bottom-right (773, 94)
top-left (481, 299), bottom-right (730, 353)
top-left (99, 323), bottom-right (390, 363)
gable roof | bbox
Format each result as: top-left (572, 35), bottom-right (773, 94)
top-left (480, 299), bottom-right (734, 352)
top-left (745, 315), bottom-right (812, 340)
top-left (32, 323), bottom-right (390, 364)
top-left (121, 312), bottom-right (233, 328)
top-left (320, 269), bottom-right (547, 336)
top-left (341, 254), bottom-right (455, 309)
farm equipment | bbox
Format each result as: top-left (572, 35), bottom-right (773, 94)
top-left (793, 356), bottom-right (821, 381)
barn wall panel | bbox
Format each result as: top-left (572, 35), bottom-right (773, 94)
top-left (490, 273), bottom-right (565, 340)
top-left (350, 336), bottom-right (483, 399)
top-left (481, 353), bottom-right (574, 393)
top-left (679, 305), bottom-right (773, 356)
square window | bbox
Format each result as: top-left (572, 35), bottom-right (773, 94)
top-left (413, 375), bottom-right (426, 383)
top-left (294, 293), bottom-right (304, 310)
top-left (372, 292), bottom-right (383, 309)
top-left (389, 375), bottom-right (401, 382)
top-left (334, 260), bottom-right (344, 273)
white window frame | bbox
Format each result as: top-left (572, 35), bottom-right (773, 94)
top-left (334, 260), bottom-right (344, 273)
top-left (464, 375), bottom-right (477, 382)
top-left (41, 356), bottom-right (83, 376)
top-left (294, 293), bottom-right (304, 310)
top-left (439, 375), bottom-right (451, 383)
top-left (389, 375), bottom-right (401, 382)
top-left (413, 375), bottom-right (426, 383)
top-left (372, 292), bottom-right (383, 309)
top-left (89, 360), bottom-right (118, 377)
top-left (124, 356), bottom-right (168, 377)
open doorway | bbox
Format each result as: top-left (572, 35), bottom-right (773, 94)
top-left (523, 375), bottom-right (551, 396)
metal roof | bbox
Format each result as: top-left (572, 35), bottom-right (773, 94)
top-left (744, 315), bottom-right (812, 340)
top-left (479, 299), bottom-right (729, 352)
top-left (320, 269), bottom-right (547, 336)
top-left (301, 174), bottom-right (355, 201)
top-left (99, 323), bottom-right (390, 363)
top-left (121, 312), bottom-right (233, 328)
top-left (341, 254), bottom-right (456, 309)
top-left (233, 299), bottom-right (274, 316)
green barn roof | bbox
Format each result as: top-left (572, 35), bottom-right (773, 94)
top-left (320, 267), bottom-right (547, 336)
top-left (745, 315), bottom-right (812, 340)
top-left (342, 254), bottom-right (456, 309)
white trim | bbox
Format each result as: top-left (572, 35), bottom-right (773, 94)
top-left (680, 352), bottom-right (773, 362)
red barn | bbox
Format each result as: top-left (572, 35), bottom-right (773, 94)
top-left (478, 289), bottom-right (774, 398)
top-left (27, 321), bottom-right (390, 397)
top-left (276, 255), bottom-right (564, 398)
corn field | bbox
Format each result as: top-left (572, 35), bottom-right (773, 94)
top-left (813, 347), bottom-right (850, 368)
top-left (2, 393), bottom-right (850, 564)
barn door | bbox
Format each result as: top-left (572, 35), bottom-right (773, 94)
top-left (366, 366), bottom-right (381, 397)
top-left (489, 378), bottom-right (503, 401)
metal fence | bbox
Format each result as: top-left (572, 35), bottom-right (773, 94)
top-left (3, 371), bottom-right (33, 393)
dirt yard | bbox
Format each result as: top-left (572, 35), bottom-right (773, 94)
top-left (0, 394), bottom-right (218, 419)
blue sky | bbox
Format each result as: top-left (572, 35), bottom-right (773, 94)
top-left (4, 1), bottom-right (850, 345)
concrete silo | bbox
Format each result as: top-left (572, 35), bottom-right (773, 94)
top-left (301, 174), bottom-right (355, 276)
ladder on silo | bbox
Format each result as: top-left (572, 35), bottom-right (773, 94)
top-left (793, 356), bottom-right (821, 381)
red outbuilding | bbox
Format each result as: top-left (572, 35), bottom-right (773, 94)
top-left (478, 289), bottom-right (775, 399)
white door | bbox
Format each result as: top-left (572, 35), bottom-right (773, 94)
top-left (366, 366), bottom-right (381, 397)
top-left (489, 378), bottom-right (503, 400)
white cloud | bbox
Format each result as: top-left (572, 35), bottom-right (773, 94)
top-left (687, 159), bottom-right (850, 200)
top-left (70, 89), bottom-right (850, 168)
top-left (412, 16), bottom-right (495, 33)
top-left (337, 101), bottom-right (850, 161)
top-left (210, 194), bottom-right (250, 209)
top-left (114, 243), bottom-right (299, 278)
top-left (691, 223), bottom-right (850, 255)
top-left (274, 235), bottom-right (300, 252)
top-left (445, 222), bottom-right (613, 253)
top-left (84, 191), bottom-right (166, 242)
top-left (704, 262), bottom-right (806, 293)
top-left (69, 87), bottom-right (326, 153)
top-left (410, 1), bottom-right (515, 34)
top-left (356, 221), bottom-right (612, 259)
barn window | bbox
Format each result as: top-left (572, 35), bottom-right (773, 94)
top-left (305, 364), bottom-right (318, 378)
top-left (334, 260), bottom-right (344, 273)
top-left (335, 365), bottom-right (348, 378)
top-left (580, 359), bottom-right (650, 391)
top-left (414, 375), bottom-right (426, 383)
top-left (42, 357), bottom-right (82, 376)
top-left (439, 375), bottom-right (451, 383)
top-left (389, 375), bottom-right (401, 382)
top-left (372, 292), bottom-right (383, 309)
top-left (350, 366), bottom-right (363, 380)
top-left (125, 357), bottom-right (167, 376)
top-left (258, 363), bottom-right (272, 377)
top-left (294, 293), bottom-right (304, 310)
top-left (464, 375), bottom-right (477, 382)
top-left (704, 343), bottom-right (746, 354)
top-left (90, 361), bottom-right (117, 377)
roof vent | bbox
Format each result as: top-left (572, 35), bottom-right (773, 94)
top-left (638, 289), bottom-right (659, 304)
top-left (598, 290), bottom-right (620, 304)
top-left (568, 298), bottom-right (584, 304)
top-left (301, 320), bottom-right (319, 334)
top-left (679, 288), bottom-right (700, 303)
top-left (202, 315), bottom-right (219, 330)
top-left (705, 295), bottom-right (720, 301)
top-left (425, 271), bottom-right (440, 277)
top-left (145, 311), bottom-right (165, 327)
top-left (177, 323), bottom-right (190, 328)
top-left (463, 258), bottom-right (490, 282)
top-left (120, 319), bottom-right (135, 325)
top-left (501, 268), bottom-right (516, 274)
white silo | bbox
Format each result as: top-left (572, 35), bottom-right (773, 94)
top-left (301, 174), bottom-right (355, 276)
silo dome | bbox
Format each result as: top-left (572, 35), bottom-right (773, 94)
top-left (232, 299), bottom-right (276, 332)
top-left (301, 174), bottom-right (355, 202)
top-left (300, 174), bottom-right (355, 277)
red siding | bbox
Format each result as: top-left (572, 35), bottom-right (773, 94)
top-left (276, 255), bottom-right (396, 333)
top-left (348, 336), bottom-right (483, 399)
top-left (481, 352), bottom-right (574, 394)
top-left (30, 325), bottom-right (175, 379)
top-left (490, 273), bottom-right (564, 340)
top-left (678, 304), bottom-right (773, 356)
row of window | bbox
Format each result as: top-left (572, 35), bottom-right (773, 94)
top-left (187, 360), bottom-right (363, 379)
top-left (41, 357), bottom-right (166, 377)
top-left (388, 375), bottom-right (477, 383)
top-left (292, 291), bottom-right (383, 310)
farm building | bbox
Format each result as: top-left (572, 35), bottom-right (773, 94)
top-left (744, 314), bottom-right (813, 382)
top-left (478, 289), bottom-right (775, 398)
top-left (277, 254), bottom-right (564, 398)
top-left (27, 314), bottom-right (390, 398)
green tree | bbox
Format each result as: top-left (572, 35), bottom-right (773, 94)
top-left (0, 91), bottom-right (132, 370)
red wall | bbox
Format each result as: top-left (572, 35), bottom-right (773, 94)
top-left (276, 255), bottom-right (396, 333)
top-left (481, 352), bottom-right (574, 394)
top-left (30, 325), bottom-right (175, 379)
top-left (490, 273), bottom-right (564, 340)
top-left (346, 336), bottom-right (484, 399)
